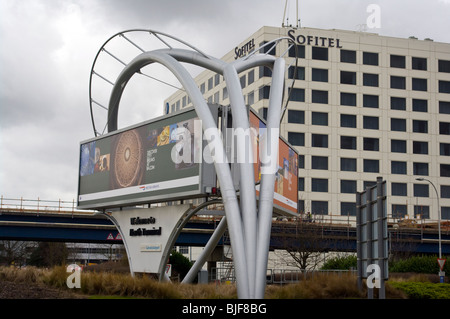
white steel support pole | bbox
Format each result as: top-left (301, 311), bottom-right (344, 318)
top-left (254, 58), bottom-right (285, 299)
top-left (223, 64), bottom-right (258, 298)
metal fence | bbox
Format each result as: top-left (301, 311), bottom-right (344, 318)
top-left (0, 196), bottom-right (94, 214)
top-left (210, 267), bottom-right (357, 285)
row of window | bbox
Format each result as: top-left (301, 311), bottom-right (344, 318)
top-left (287, 110), bottom-right (450, 133)
top-left (299, 200), bottom-right (450, 219)
top-left (298, 178), bottom-right (450, 199)
top-left (287, 44), bottom-right (450, 73)
top-left (287, 66), bottom-right (450, 93)
top-left (288, 133), bottom-right (450, 155)
top-left (292, 154), bottom-right (450, 177)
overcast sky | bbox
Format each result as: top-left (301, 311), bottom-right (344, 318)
top-left (1, 0), bottom-right (449, 204)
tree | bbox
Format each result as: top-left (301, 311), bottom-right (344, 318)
top-left (28, 242), bottom-right (68, 267)
top-left (271, 220), bottom-right (334, 270)
top-left (0, 240), bottom-right (34, 266)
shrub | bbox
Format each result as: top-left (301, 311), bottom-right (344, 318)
top-left (321, 255), bottom-right (357, 270)
top-left (389, 282), bottom-right (450, 299)
top-left (389, 255), bottom-right (449, 274)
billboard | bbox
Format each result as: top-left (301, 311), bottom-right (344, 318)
top-left (78, 107), bottom-right (216, 209)
top-left (249, 109), bottom-right (299, 215)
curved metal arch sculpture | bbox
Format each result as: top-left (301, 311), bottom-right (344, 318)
top-left (99, 30), bottom-right (294, 299)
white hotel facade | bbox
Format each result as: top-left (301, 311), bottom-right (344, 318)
top-left (165, 26), bottom-right (450, 222)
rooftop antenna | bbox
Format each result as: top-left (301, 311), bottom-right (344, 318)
top-left (282, 0), bottom-right (300, 28)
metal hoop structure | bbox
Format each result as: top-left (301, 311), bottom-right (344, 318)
top-left (92, 30), bottom-right (296, 299)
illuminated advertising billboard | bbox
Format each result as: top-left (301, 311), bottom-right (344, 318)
top-left (77, 107), bottom-right (217, 209)
top-left (249, 110), bottom-right (299, 215)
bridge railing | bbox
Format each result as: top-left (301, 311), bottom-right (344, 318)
top-left (0, 196), bottom-right (94, 214)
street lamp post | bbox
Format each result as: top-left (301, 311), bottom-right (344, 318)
top-left (416, 177), bottom-right (444, 282)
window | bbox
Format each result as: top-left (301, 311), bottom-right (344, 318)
top-left (259, 107), bottom-right (267, 120)
top-left (341, 158), bottom-right (357, 171)
top-left (442, 185), bottom-right (450, 198)
top-left (312, 68), bottom-right (328, 82)
top-left (364, 181), bottom-right (377, 189)
top-left (341, 180), bottom-right (357, 193)
top-left (259, 86), bottom-right (270, 100)
top-left (215, 73), bottom-right (221, 86)
top-left (200, 83), bottom-right (205, 94)
top-left (391, 76), bottom-right (406, 89)
top-left (438, 60), bottom-right (450, 73)
top-left (364, 159), bottom-right (379, 173)
top-left (288, 132), bottom-right (304, 146)
top-left (441, 164), bottom-right (450, 177)
top-left (413, 141), bottom-right (428, 154)
top-left (312, 47), bottom-right (328, 60)
top-left (363, 137), bottom-right (379, 151)
top-left (441, 143), bottom-right (450, 156)
top-left (259, 66), bottom-right (272, 78)
top-left (288, 66), bottom-right (305, 80)
top-left (312, 178), bottom-right (328, 192)
top-left (298, 155), bottom-right (305, 169)
top-left (208, 77), bottom-right (214, 90)
top-left (392, 204), bottom-right (407, 218)
top-left (390, 54), bottom-right (406, 68)
top-left (341, 202), bottom-right (356, 216)
top-left (391, 161), bottom-right (407, 174)
top-left (341, 92), bottom-right (357, 106)
top-left (414, 184), bottom-right (429, 197)
top-left (412, 57), bottom-right (427, 70)
top-left (289, 45), bottom-right (305, 58)
top-left (341, 136), bottom-right (357, 150)
top-left (412, 78), bottom-right (427, 91)
top-left (312, 112), bottom-right (328, 126)
top-left (391, 118), bottom-right (406, 132)
top-left (391, 139), bottom-right (407, 153)
top-left (391, 97), bottom-right (406, 110)
top-left (298, 200), bottom-right (305, 213)
top-left (363, 52), bottom-right (378, 66)
top-left (312, 134), bottom-right (328, 148)
top-left (440, 122), bottom-right (450, 135)
top-left (414, 206), bottom-right (429, 219)
top-left (363, 94), bottom-right (379, 108)
top-left (298, 177), bottom-right (305, 191)
top-left (260, 41), bottom-right (275, 55)
top-left (439, 80), bottom-right (450, 93)
top-left (413, 162), bottom-right (429, 176)
top-left (341, 71), bottom-right (356, 85)
top-left (363, 73), bottom-right (379, 87)
top-left (363, 116), bottom-right (379, 130)
top-left (288, 88), bottom-right (305, 102)
top-left (312, 90), bottom-right (328, 104)
top-left (247, 91), bottom-right (254, 105)
top-left (311, 201), bottom-right (328, 215)
top-left (412, 99), bottom-right (428, 112)
top-left (288, 110), bottom-right (304, 124)
top-left (311, 156), bottom-right (328, 170)
top-left (392, 183), bottom-right (407, 196)
top-left (413, 120), bottom-right (428, 133)
top-left (440, 101), bottom-right (450, 114)
top-left (340, 50), bottom-right (356, 63)
top-left (341, 114), bottom-right (356, 128)
top-left (442, 207), bottom-right (450, 220)
top-left (247, 70), bottom-right (254, 85)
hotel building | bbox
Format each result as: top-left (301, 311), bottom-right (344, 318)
top-left (164, 26), bottom-right (450, 222)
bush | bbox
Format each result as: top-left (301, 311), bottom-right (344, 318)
top-left (389, 282), bottom-right (450, 299)
top-left (389, 255), bottom-right (449, 274)
top-left (321, 255), bottom-right (357, 270)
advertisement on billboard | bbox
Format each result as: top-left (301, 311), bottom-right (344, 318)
top-left (78, 107), bottom-right (216, 209)
top-left (249, 110), bottom-right (299, 215)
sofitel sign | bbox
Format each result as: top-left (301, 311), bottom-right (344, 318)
top-left (287, 29), bottom-right (343, 48)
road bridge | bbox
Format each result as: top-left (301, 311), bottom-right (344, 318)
top-left (1, 197), bottom-right (449, 254)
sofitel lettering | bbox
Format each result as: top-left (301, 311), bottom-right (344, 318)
top-left (288, 29), bottom-right (342, 48)
top-left (234, 39), bottom-right (255, 59)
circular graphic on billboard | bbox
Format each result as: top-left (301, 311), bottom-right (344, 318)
top-left (112, 129), bottom-right (144, 188)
